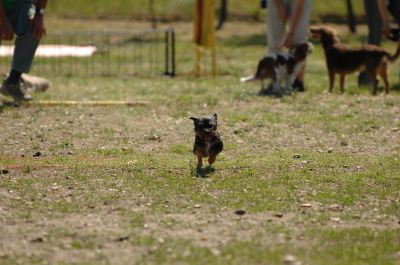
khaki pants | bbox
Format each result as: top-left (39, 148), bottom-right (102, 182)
top-left (266, 0), bottom-right (312, 54)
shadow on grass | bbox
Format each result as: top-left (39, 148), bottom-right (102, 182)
top-left (0, 100), bottom-right (19, 113)
top-left (196, 166), bottom-right (216, 178)
top-left (391, 82), bottom-right (400, 92)
top-left (223, 34), bottom-right (265, 47)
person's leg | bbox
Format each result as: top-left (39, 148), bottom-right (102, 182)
top-left (289, 0), bottom-right (312, 91)
top-left (365, 0), bottom-right (382, 45)
top-left (259, 1), bottom-right (287, 95)
top-left (12, 34), bottom-right (39, 74)
top-left (359, 0), bottom-right (382, 86)
top-left (267, 0), bottom-right (286, 54)
top-left (2, 0), bottom-right (37, 100)
top-left (10, 0), bottom-right (39, 75)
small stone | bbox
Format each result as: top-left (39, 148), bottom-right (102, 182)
top-left (328, 204), bottom-right (342, 211)
top-left (274, 213), bottom-right (284, 218)
top-left (33, 151), bottom-right (41, 158)
top-left (283, 254), bottom-right (301, 265)
top-left (352, 214), bottom-right (361, 219)
top-left (293, 154), bottom-right (301, 159)
top-left (234, 209), bottom-right (246, 216)
top-left (391, 127), bottom-right (399, 132)
top-left (31, 237), bottom-right (44, 243)
top-left (327, 148), bottom-right (333, 153)
top-left (194, 204), bottom-right (201, 209)
top-left (146, 134), bottom-right (160, 141)
top-left (0, 169), bottom-right (9, 174)
top-left (300, 203), bottom-right (312, 208)
top-left (340, 140), bottom-right (348, 146)
top-left (330, 217), bottom-right (341, 223)
top-left (116, 236), bottom-right (129, 242)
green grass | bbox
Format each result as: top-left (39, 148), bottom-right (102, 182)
top-left (47, 0), bottom-right (365, 21)
top-left (1, 19), bottom-right (400, 265)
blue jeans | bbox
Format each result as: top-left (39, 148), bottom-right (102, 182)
top-left (6, 0), bottom-right (39, 73)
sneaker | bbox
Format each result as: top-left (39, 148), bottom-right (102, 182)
top-left (0, 80), bottom-right (32, 101)
top-left (292, 79), bottom-right (305, 92)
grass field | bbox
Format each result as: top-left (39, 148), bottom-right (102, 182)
top-left (0, 19), bottom-right (400, 265)
top-left (47, 0), bottom-right (365, 21)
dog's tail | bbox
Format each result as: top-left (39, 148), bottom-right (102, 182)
top-left (386, 40), bottom-right (400, 62)
top-left (240, 75), bottom-right (257, 83)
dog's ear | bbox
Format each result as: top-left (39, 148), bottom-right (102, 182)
top-left (213, 113), bottom-right (218, 121)
top-left (309, 27), bottom-right (321, 40)
top-left (212, 113), bottom-right (218, 130)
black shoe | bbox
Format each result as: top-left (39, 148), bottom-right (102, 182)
top-left (292, 79), bottom-right (305, 92)
top-left (388, 28), bottom-right (399, 42)
top-left (358, 71), bottom-right (372, 86)
top-left (258, 83), bottom-right (275, 96)
top-left (0, 80), bottom-right (32, 101)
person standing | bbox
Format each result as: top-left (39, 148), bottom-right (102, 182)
top-left (0, 0), bottom-right (47, 101)
top-left (358, 0), bottom-right (400, 85)
top-left (262, 0), bottom-right (313, 95)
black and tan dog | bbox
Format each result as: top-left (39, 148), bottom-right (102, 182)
top-left (190, 113), bottom-right (223, 168)
top-left (241, 42), bottom-right (313, 96)
top-left (310, 26), bottom-right (400, 95)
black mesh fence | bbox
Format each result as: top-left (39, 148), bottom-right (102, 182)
top-left (0, 28), bottom-right (175, 77)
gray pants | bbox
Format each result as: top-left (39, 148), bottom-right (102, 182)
top-left (6, 0), bottom-right (39, 73)
top-left (359, 0), bottom-right (400, 84)
top-left (364, 0), bottom-right (400, 45)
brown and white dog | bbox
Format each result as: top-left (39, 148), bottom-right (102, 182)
top-left (241, 42), bottom-right (313, 96)
top-left (310, 26), bottom-right (400, 95)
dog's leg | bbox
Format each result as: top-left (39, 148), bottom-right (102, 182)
top-left (273, 68), bottom-right (282, 97)
top-left (367, 69), bottom-right (379, 95)
top-left (340, 75), bottom-right (345, 93)
top-left (328, 70), bottom-right (335, 93)
top-left (197, 155), bottom-right (203, 168)
top-left (208, 154), bottom-right (216, 165)
top-left (379, 63), bottom-right (389, 94)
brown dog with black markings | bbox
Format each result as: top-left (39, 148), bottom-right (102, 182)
top-left (310, 26), bottom-right (400, 95)
top-left (190, 113), bottom-right (223, 169)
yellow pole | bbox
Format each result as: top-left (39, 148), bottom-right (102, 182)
top-left (211, 44), bottom-right (217, 76)
top-left (195, 46), bottom-right (202, 77)
top-left (26, 100), bottom-right (148, 107)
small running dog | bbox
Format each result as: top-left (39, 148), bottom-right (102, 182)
top-left (241, 42), bottom-right (313, 96)
top-left (190, 113), bottom-right (223, 168)
top-left (310, 26), bottom-right (400, 94)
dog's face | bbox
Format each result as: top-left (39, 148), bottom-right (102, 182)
top-left (190, 113), bottom-right (218, 140)
top-left (310, 26), bottom-right (340, 44)
top-left (190, 113), bottom-right (217, 132)
top-left (289, 42), bottom-right (313, 61)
